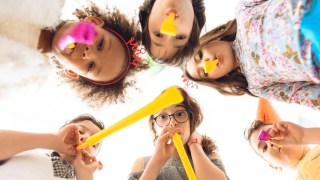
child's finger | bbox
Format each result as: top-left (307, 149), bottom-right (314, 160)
top-left (157, 131), bottom-right (173, 146)
top-left (97, 161), bottom-right (103, 170)
top-left (160, 127), bottom-right (174, 136)
top-left (64, 125), bottom-right (80, 145)
top-left (275, 121), bottom-right (286, 131)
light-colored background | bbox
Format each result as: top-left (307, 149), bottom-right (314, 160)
top-left (1, 0), bottom-right (320, 179)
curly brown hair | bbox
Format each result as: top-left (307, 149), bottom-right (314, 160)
top-left (184, 19), bottom-right (255, 97)
top-left (148, 86), bottom-right (217, 156)
top-left (139, 0), bottom-right (206, 66)
top-left (51, 5), bottom-right (148, 107)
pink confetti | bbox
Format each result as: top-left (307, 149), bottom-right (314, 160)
top-left (58, 22), bottom-right (98, 50)
top-left (257, 129), bottom-right (271, 141)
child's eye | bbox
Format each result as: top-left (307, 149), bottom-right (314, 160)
top-left (263, 145), bottom-right (268, 153)
top-left (194, 50), bottom-right (203, 61)
top-left (154, 32), bottom-right (163, 37)
top-left (176, 35), bottom-right (186, 40)
top-left (87, 62), bottom-right (95, 72)
top-left (79, 130), bottom-right (84, 135)
top-left (98, 38), bottom-right (104, 50)
top-left (202, 69), bottom-right (208, 77)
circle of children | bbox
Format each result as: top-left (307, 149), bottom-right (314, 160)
top-left (0, 0), bottom-right (319, 179)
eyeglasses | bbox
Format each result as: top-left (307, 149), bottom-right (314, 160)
top-left (153, 110), bottom-right (190, 127)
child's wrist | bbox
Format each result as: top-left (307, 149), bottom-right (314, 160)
top-left (188, 138), bottom-right (201, 147)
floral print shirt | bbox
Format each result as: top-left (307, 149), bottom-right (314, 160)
top-left (233, 0), bottom-right (320, 110)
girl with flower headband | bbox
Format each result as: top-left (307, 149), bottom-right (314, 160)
top-left (50, 5), bottom-right (148, 107)
top-left (185, 0), bottom-right (320, 110)
top-left (244, 99), bottom-right (320, 179)
top-left (1, 1), bottom-right (147, 106)
top-left (129, 87), bottom-right (229, 180)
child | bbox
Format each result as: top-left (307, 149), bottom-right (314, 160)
top-left (129, 87), bottom-right (229, 180)
top-left (1, 1), bottom-right (147, 106)
top-left (139, 0), bottom-right (206, 66)
top-left (245, 120), bottom-right (320, 179)
top-left (185, 0), bottom-right (320, 110)
top-left (0, 114), bottom-right (104, 180)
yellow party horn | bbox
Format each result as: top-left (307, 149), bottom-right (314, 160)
top-left (77, 86), bottom-right (184, 150)
top-left (160, 12), bottom-right (177, 36)
top-left (172, 133), bottom-right (197, 180)
top-left (204, 59), bottom-right (219, 73)
top-left (67, 43), bottom-right (75, 49)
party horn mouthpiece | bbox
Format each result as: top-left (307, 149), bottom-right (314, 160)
top-left (160, 12), bottom-right (177, 36)
top-left (204, 59), bottom-right (219, 73)
top-left (257, 129), bottom-right (272, 141)
top-left (58, 22), bottom-right (97, 50)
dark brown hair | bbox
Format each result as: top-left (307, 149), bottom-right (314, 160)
top-left (149, 86), bottom-right (217, 156)
top-left (51, 5), bottom-right (148, 107)
top-left (184, 19), bottom-right (255, 97)
top-left (244, 120), bottom-right (269, 144)
top-left (139, 0), bottom-right (206, 66)
top-left (61, 114), bottom-right (104, 130)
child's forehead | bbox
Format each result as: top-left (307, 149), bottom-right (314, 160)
top-left (73, 120), bottom-right (101, 131)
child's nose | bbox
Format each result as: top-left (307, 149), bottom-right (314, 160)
top-left (169, 117), bottom-right (178, 127)
top-left (81, 45), bottom-right (91, 60)
top-left (80, 135), bottom-right (88, 143)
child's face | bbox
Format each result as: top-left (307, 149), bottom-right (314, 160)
top-left (148, 0), bottom-right (194, 60)
top-left (52, 21), bottom-right (127, 82)
top-left (72, 120), bottom-right (102, 155)
top-left (153, 104), bottom-right (191, 145)
top-left (250, 125), bottom-right (305, 168)
top-left (186, 40), bottom-right (237, 80)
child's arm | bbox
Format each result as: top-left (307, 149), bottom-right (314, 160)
top-left (269, 121), bottom-right (320, 145)
top-left (188, 131), bottom-right (227, 180)
top-left (0, 125), bottom-right (80, 160)
top-left (73, 150), bottom-right (103, 180)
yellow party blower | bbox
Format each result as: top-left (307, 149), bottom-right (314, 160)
top-left (160, 12), bottom-right (177, 36)
top-left (204, 59), bottom-right (219, 74)
top-left (77, 86), bottom-right (184, 150)
top-left (172, 133), bottom-right (197, 180)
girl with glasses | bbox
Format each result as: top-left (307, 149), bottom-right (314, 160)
top-left (129, 86), bottom-right (229, 180)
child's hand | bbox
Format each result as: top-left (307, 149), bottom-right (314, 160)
top-left (269, 121), bottom-right (305, 145)
top-left (153, 127), bottom-right (181, 163)
top-left (53, 125), bottom-right (81, 155)
top-left (74, 150), bottom-right (103, 180)
top-left (187, 131), bottom-right (202, 147)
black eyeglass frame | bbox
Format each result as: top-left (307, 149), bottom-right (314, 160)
top-left (153, 110), bottom-right (191, 127)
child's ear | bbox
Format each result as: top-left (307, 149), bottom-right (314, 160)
top-left (65, 69), bottom-right (79, 79)
top-left (269, 164), bottom-right (283, 171)
top-left (84, 16), bottom-right (104, 27)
